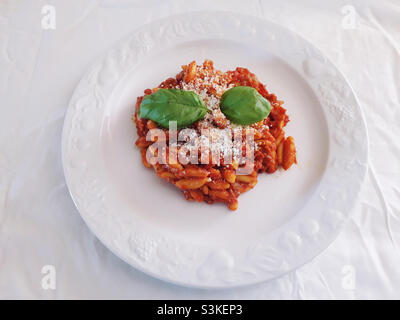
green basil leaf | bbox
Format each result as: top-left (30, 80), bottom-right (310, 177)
top-left (220, 86), bottom-right (271, 125)
top-left (138, 89), bottom-right (209, 129)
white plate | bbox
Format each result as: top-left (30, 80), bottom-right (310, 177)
top-left (62, 12), bottom-right (368, 288)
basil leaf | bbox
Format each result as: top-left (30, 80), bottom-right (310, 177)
top-left (220, 86), bottom-right (271, 125)
top-left (138, 89), bottom-right (209, 129)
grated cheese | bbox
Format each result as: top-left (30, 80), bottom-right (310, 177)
top-left (175, 63), bottom-right (257, 164)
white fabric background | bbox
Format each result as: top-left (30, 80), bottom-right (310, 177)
top-left (0, 0), bottom-right (399, 299)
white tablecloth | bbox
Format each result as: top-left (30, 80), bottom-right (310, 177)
top-left (1, 0), bottom-right (399, 299)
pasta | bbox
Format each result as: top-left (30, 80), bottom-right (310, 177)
top-left (134, 60), bottom-right (297, 210)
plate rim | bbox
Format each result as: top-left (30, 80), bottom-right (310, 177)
top-left (61, 10), bottom-right (369, 289)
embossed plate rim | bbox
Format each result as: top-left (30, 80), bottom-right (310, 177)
top-left (62, 11), bottom-right (368, 288)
